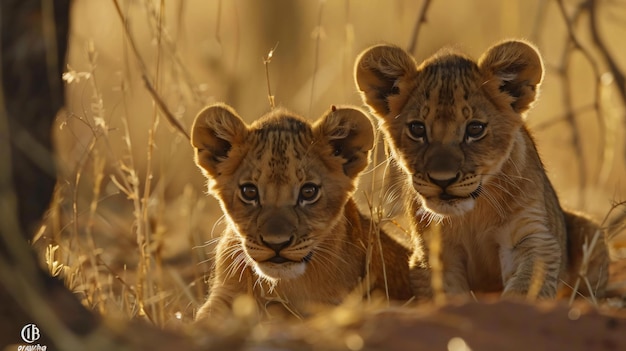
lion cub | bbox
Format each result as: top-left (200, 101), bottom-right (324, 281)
top-left (191, 103), bottom-right (412, 320)
top-left (354, 40), bottom-right (608, 299)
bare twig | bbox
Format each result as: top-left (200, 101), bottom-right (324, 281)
top-left (175, 1), bottom-right (185, 48)
top-left (563, 199), bottom-right (626, 304)
top-left (141, 76), bottom-right (190, 139)
top-left (533, 104), bottom-right (595, 131)
top-left (556, 37), bottom-right (587, 207)
top-left (587, 0), bottom-right (626, 106)
top-left (84, 154), bottom-right (106, 314)
top-left (407, 0), bottom-right (432, 55)
top-left (111, 0), bottom-right (190, 141)
top-left (232, 1), bottom-right (241, 72)
top-left (555, 0), bottom-right (608, 187)
top-left (557, 0), bottom-right (608, 203)
top-left (141, 1), bottom-right (205, 105)
top-left (342, 0), bottom-right (354, 100)
top-left (139, 0), bottom-right (165, 326)
top-left (263, 43), bottom-right (279, 110)
top-left (568, 230), bottom-right (601, 306)
top-left (586, 0), bottom-right (626, 165)
top-left (309, 1), bottom-right (325, 115)
top-left (601, 199), bottom-right (626, 241)
top-left (530, 0), bottom-right (549, 44)
top-left (215, 0), bottom-right (222, 45)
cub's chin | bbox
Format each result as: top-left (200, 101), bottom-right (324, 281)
top-left (415, 182), bottom-right (482, 218)
top-left (253, 261), bottom-right (307, 281)
top-left (420, 195), bottom-right (476, 217)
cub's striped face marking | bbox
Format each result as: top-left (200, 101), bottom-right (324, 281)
top-left (356, 42), bottom-right (543, 217)
top-left (191, 104), bottom-right (373, 282)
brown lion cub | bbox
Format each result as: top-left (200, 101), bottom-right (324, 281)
top-left (191, 103), bottom-right (412, 320)
top-left (354, 40), bottom-right (608, 299)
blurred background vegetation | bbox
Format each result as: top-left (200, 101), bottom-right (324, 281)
top-left (40, 0), bottom-right (626, 326)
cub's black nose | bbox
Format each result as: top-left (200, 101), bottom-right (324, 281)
top-left (428, 172), bottom-right (460, 190)
top-left (261, 235), bottom-right (294, 253)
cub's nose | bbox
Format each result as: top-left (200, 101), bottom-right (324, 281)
top-left (428, 172), bottom-right (460, 190)
top-left (258, 213), bottom-right (296, 253)
top-left (260, 235), bottom-right (294, 253)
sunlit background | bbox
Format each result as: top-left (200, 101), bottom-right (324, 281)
top-left (44, 0), bottom-right (626, 324)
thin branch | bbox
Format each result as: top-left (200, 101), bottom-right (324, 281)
top-left (586, 0), bottom-right (626, 166)
top-left (555, 0), bottom-right (608, 191)
top-left (555, 33), bottom-right (587, 206)
top-left (111, 0), bottom-right (190, 141)
top-left (530, 0), bottom-right (550, 44)
top-left (309, 1), bottom-right (325, 116)
top-left (142, 3), bottom-right (205, 104)
top-left (533, 104), bottom-right (595, 132)
top-left (587, 0), bottom-right (626, 105)
top-left (263, 43), bottom-right (279, 110)
top-left (602, 199), bottom-right (626, 241)
top-left (215, 0), bottom-right (222, 45)
top-left (175, 1), bottom-right (185, 48)
top-left (141, 75), bottom-right (190, 140)
top-left (407, 0), bottom-right (432, 55)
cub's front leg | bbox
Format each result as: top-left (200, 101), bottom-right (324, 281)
top-left (409, 261), bottom-right (433, 300)
top-left (408, 234), bottom-right (432, 299)
top-left (440, 243), bottom-right (471, 295)
top-left (409, 235), bottom-right (470, 299)
top-left (195, 234), bottom-right (252, 321)
top-left (499, 231), bottom-right (562, 299)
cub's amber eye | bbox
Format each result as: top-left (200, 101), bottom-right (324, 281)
top-left (299, 183), bottom-right (320, 206)
top-left (466, 121), bottom-right (487, 140)
top-left (407, 121), bottom-right (427, 141)
top-left (240, 183), bottom-right (259, 204)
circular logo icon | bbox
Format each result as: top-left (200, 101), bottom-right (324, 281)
top-left (21, 324), bottom-right (41, 343)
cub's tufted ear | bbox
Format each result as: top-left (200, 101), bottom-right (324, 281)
top-left (191, 103), bottom-right (247, 178)
top-left (478, 40), bottom-right (544, 113)
top-left (354, 44), bottom-right (417, 118)
top-left (314, 106), bottom-right (375, 178)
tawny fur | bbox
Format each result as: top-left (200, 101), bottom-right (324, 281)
top-left (354, 40), bottom-right (608, 300)
top-left (191, 104), bottom-right (412, 320)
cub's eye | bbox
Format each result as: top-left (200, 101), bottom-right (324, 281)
top-left (466, 121), bottom-right (487, 140)
top-left (407, 121), bottom-right (427, 141)
top-left (239, 183), bottom-right (259, 204)
top-left (299, 183), bottom-right (320, 206)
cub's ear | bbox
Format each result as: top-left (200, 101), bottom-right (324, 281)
top-left (354, 44), bottom-right (417, 118)
top-left (478, 40), bottom-right (544, 113)
top-left (314, 106), bottom-right (374, 178)
top-left (191, 103), bottom-right (247, 178)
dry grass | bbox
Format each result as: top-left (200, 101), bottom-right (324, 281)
top-left (29, 0), bottom-right (626, 346)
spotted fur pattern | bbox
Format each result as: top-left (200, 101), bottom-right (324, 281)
top-left (191, 104), bottom-right (412, 320)
top-left (355, 40), bottom-right (608, 300)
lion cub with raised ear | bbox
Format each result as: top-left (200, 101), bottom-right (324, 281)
top-left (355, 40), bottom-right (608, 299)
top-left (191, 103), bottom-right (412, 320)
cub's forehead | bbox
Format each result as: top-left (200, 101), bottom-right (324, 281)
top-left (249, 111), bottom-right (314, 145)
top-left (421, 52), bottom-right (477, 71)
top-left (407, 53), bottom-right (484, 110)
top-left (417, 54), bottom-right (481, 89)
top-left (245, 112), bottom-right (317, 183)
top-left (398, 54), bottom-right (484, 123)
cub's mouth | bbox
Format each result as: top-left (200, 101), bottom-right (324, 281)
top-left (253, 251), bottom-right (314, 281)
top-left (420, 182), bottom-right (483, 217)
top-left (438, 184), bottom-right (482, 201)
top-left (263, 251), bottom-right (313, 264)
